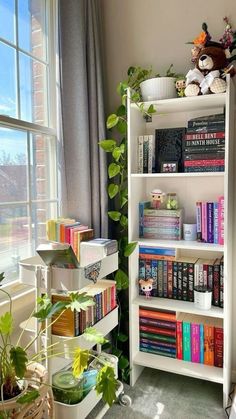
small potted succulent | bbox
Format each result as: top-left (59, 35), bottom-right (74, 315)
top-left (0, 272), bottom-right (119, 418)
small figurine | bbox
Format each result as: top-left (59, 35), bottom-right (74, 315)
top-left (139, 278), bottom-right (153, 299)
top-left (175, 79), bottom-right (186, 97)
top-left (150, 189), bottom-right (165, 209)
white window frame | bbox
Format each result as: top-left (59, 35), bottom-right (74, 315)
top-left (0, 0), bottom-right (59, 286)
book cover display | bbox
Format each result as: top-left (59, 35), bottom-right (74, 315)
top-left (155, 127), bottom-right (186, 173)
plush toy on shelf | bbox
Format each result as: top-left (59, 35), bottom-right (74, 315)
top-left (185, 20), bottom-right (236, 97)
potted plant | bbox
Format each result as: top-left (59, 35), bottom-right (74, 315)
top-left (139, 64), bottom-right (184, 101)
top-left (0, 272), bottom-right (119, 418)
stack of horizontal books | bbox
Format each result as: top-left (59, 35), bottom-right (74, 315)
top-left (139, 307), bottom-right (176, 358)
top-left (183, 113), bottom-right (225, 173)
top-left (139, 204), bottom-right (183, 240)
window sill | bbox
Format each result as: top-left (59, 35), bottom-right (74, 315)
top-left (0, 281), bottom-right (35, 308)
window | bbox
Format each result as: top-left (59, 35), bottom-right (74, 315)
top-left (0, 0), bottom-right (58, 282)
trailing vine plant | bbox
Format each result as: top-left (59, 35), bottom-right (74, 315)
top-left (98, 66), bottom-right (157, 380)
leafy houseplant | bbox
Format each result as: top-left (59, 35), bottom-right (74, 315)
top-left (98, 66), bottom-right (157, 380)
top-left (0, 272), bottom-right (119, 417)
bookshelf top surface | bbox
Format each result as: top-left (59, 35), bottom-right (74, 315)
top-left (133, 297), bottom-right (224, 319)
top-left (131, 93), bottom-right (226, 114)
top-left (131, 172), bottom-right (225, 179)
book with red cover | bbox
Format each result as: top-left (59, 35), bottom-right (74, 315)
top-left (140, 325), bottom-right (176, 337)
top-left (139, 308), bottom-right (176, 322)
top-left (176, 318), bottom-right (183, 360)
top-left (139, 317), bottom-right (176, 329)
top-left (214, 319), bottom-right (223, 368)
top-left (184, 132), bottom-right (225, 140)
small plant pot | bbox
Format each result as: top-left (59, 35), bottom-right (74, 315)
top-left (140, 77), bottom-right (177, 101)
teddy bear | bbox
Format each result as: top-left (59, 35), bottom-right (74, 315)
top-left (185, 21), bottom-right (236, 97)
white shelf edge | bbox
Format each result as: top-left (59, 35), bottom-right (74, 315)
top-left (131, 92), bottom-right (226, 113)
top-left (133, 296), bottom-right (224, 318)
top-left (133, 351), bottom-right (223, 384)
top-left (135, 238), bottom-right (224, 251)
top-left (130, 172), bottom-right (225, 178)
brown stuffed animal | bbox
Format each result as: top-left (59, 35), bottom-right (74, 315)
top-left (185, 21), bottom-right (236, 97)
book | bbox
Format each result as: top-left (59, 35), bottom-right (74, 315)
top-left (218, 196), bottom-right (224, 245)
top-left (200, 324), bottom-right (204, 363)
top-left (184, 152), bottom-right (225, 161)
top-left (139, 246), bottom-right (175, 256)
top-left (155, 127), bottom-right (186, 172)
top-left (196, 201), bottom-right (202, 241)
top-left (204, 319), bottom-right (214, 366)
top-left (140, 342), bottom-right (176, 354)
top-left (137, 135), bottom-right (144, 173)
top-left (183, 316), bottom-right (191, 361)
top-left (36, 242), bottom-right (80, 268)
top-left (184, 145), bottom-right (225, 154)
top-left (184, 166), bottom-right (224, 173)
top-left (151, 259), bottom-right (158, 297)
top-left (139, 325), bottom-right (176, 337)
top-left (167, 260), bottom-right (173, 299)
top-left (75, 229), bottom-right (94, 261)
top-left (176, 314), bottom-right (183, 360)
top-left (139, 201), bottom-right (151, 237)
top-left (51, 293), bottom-right (79, 336)
top-left (140, 346), bottom-right (176, 358)
top-left (213, 258), bottom-right (221, 306)
top-left (220, 256), bottom-right (224, 308)
top-left (207, 202), bottom-right (214, 244)
top-left (139, 317), bottom-right (176, 329)
top-left (80, 238), bottom-right (118, 266)
top-left (143, 135), bottom-right (149, 173)
top-left (214, 318), bottom-right (223, 368)
top-left (140, 338), bottom-right (176, 349)
top-left (184, 138), bottom-right (225, 148)
top-left (139, 308), bottom-right (176, 322)
top-left (187, 114), bottom-right (225, 132)
top-left (184, 132), bottom-right (225, 140)
top-left (184, 159), bottom-right (225, 167)
top-left (140, 331), bottom-right (176, 343)
top-left (191, 322), bottom-right (200, 363)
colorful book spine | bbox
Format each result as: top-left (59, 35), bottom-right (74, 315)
top-left (213, 202), bottom-right (219, 244)
top-left (140, 338), bottom-right (176, 349)
top-left (200, 324), bottom-right (204, 363)
top-left (137, 135), bottom-right (143, 173)
top-left (140, 342), bottom-right (176, 354)
top-left (191, 323), bottom-right (200, 363)
top-left (157, 260), bottom-right (164, 297)
top-left (207, 202), bottom-right (214, 243)
top-left (139, 253), bottom-right (175, 261)
top-left (220, 257), bottom-right (224, 308)
top-left (143, 135), bottom-right (149, 173)
top-left (139, 246), bottom-right (175, 256)
top-left (214, 326), bottom-right (223, 368)
top-left (139, 201), bottom-right (151, 237)
top-left (213, 259), bottom-right (220, 306)
top-left (184, 159), bottom-right (225, 167)
top-left (163, 260), bottom-right (168, 298)
top-left (176, 321), bottom-right (183, 360)
top-left (183, 321), bottom-right (191, 361)
top-left (147, 135), bottom-right (153, 173)
top-left (139, 309), bottom-right (176, 322)
top-left (188, 262), bottom-right (195, 302)
top-left (140, 347), bottom-right (176, 358)
top-left (167, 260), bottom-right (173, 299)
top-left (204, 324), bottom-right (214, 366)
top-left (218, 196), bottom-right (224, 245)
top-left (201, 202), bottom-right (207, 242)
top-left (177, 261), bottom-right (183, 300)
top-left (151, 259), bottom-right (158, 297)
top-left (184, 132), bottom-right (225, 140)
top-left (184, 166), bottom-right (224, 173)
top-left (172, 261), bottom-right (178, 300)
top-left (140, 331), bottom-right (176, 343)
top-left (182, 262), bottom-right (188, 301)
top-left (139, 317), bottom-right (176, 329)
top-left (196, 201), bottom-right (202, 241)
top-left (139, 325), bottom-right (176, 337)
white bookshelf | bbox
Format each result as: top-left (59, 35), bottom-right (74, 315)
top-left (127, 77), bottom-right (235, 408)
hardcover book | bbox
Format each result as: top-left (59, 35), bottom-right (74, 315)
top-left (187, 113), bottom-right (225, 132)
top-left (155, 127), bottom-right (186, 172)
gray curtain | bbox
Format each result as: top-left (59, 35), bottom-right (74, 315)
top-left (59, 0), bottom-right (108, 237)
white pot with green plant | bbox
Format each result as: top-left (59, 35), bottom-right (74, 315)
top-left (0, 272), bottom-right (119, 418)
top-left (140, 64), bottom-right (181, 101)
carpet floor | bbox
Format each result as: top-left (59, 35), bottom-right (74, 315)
top-left (88, 368), bottom-right (227, 419)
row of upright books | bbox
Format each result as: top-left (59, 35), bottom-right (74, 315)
top-left (139, 307), bottom-right (223, 368)
top-left (139, 202), bottom-right (183, 240)
top-left (184, 113), bottom-right (225, 173)
top-left (136, 113), bottom-right (225, 174)
top-left (139, 246), bottom-right (224, 307)
top-left (196, 197), bottom-right (224, 244)
top-left (52, 280), bottom-right (116, 337)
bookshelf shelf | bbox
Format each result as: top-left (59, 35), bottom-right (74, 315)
top-left (133, 352), bottom-right (223, 384)
top-left (133, 297), bottom-right (224, 319)
top-left (128, 77), bottom-right (235, 408)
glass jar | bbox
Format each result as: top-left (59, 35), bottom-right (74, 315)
top-left (166, 193), bottom-right (178, 210)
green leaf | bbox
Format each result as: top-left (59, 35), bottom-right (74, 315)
top-left (120, 214), bottom-right (128, 227)
top-left (124, 241), bottom-right (137, 257)
top-left (131, 92), bottom-right (140, 102)
top-left (72, 348), bottom-right (90, 378)
top-left (108, 183), bottom-right (119, 199)
top-left (68, 292), bottom-right (95, 312)
top-left (147, 104), bottom-right (156, 114)
top-left (119, 143), bottom-right (125, 153)
top-left (117, 105), bottom-right (126, 116)
top-left (117, 332), bottom-right (128, 342)
top-left (115, 269), bottom-right (129, 290)
top-left (0, 272), bottom-right (5, 285)
top-left (121, 94), bottom-right (127, 107)
top-left (118, 355), bottom-right (130, 370)
top-left (96, 365), bottom-right (118, 407)
top-left (117, 119), bottom-right (127, 134)
top-left (117, 82), bottom-right (128, 97)
top-left (112, 348), bottom-right (122, 358)
top-left (34, 300), bottom-right (67, 322)
top-left (0, 312), bottom-right (13, 335)
top-left (17, 389), bottom-right (40, 404)
top-left (108, 163), bottom-right (120, 179)
top-left (107, 114), bottom-right (119, 129)
top-left (121, 196), bottom-right (128, 208)
top-left (108, 211), bottom-right (121, 222)
top-left (98, 139), bottom-right (116, 152)
top-left (10, 347), bottom-right (28, 378)
top-left (112, 147), bottom-right (122, 161)
top-left (83, 327), bottom-right (108, 344)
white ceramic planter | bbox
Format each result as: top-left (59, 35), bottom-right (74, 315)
top-left (140, 77), bottom-right (177, 101)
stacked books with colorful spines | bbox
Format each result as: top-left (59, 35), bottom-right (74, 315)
top-left (196, 196), bottom-right (224, 244)
top-left (184, 113), bottom-right (225, 173)
top-left (138, 247), bottom-right (224, 307)
top-left (46, 218), bottom-right (94, 262)
top-left (137, 134), bottom-right (155, 173)
top-left (176, 314), bottom-right (223, 368)
top-left (139, 307), bottom-right (177, 358)
top-left (52, 280), bottom-right (116, 337)
top-left (139, 201), bottom-right (183, 240)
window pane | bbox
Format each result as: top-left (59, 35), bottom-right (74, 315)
top-left (0, 42), bottom-right (17, 117)
top-left (30, 133), bottom-right (57, 200)
top-left (0, 0), bottom-right (15, 44)
top-left (18, 0), bottom-right (46, 61)
top-left (32, 201), bottom-right (57, 245)
top-left (0, 127), bottom-right (28, 202)
top-left (0, 205), bottom-right (31, 281)
top-left (19, 52), bottom-right (48, 125)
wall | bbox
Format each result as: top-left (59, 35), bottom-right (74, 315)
top-left (100, 0), bottom-right (236, 376)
